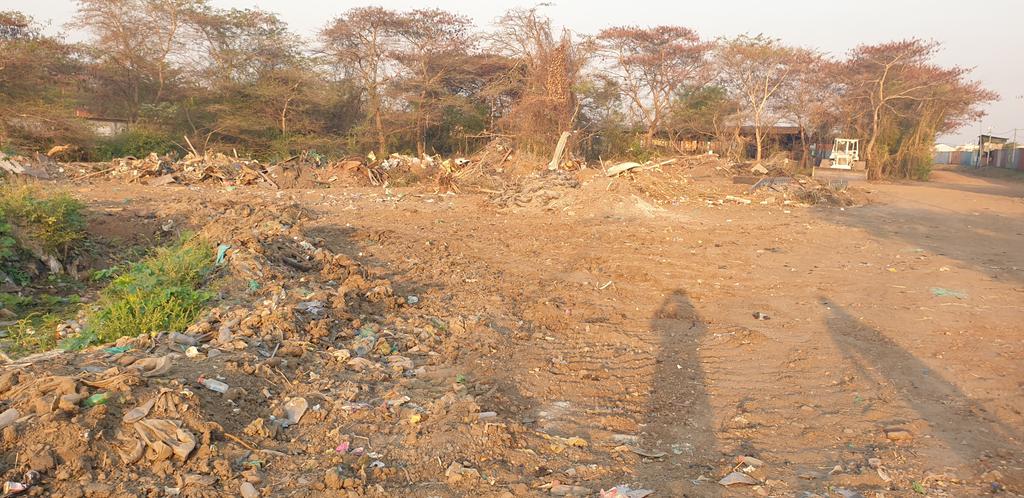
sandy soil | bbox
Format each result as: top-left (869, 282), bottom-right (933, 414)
top-left (5, 167), bottom-right (1022, 497)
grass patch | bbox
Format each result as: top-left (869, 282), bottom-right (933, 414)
top-left (64, 235), bottom-right (216, 348)
top-left (0, 293), bottom-right (82, 358)
top-left (3, 313), bottom-right (63, 357)
top-left (0, 185), bottom-right (87, 264)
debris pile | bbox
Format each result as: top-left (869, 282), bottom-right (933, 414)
top-left (101, 152), bottom-right (276, 187)
top-left (490, 169), bottom-right (581, 209)
top-left (0, 152), bottom-right (55, 180)
top-left (0, 196), bottom-right (613, 496)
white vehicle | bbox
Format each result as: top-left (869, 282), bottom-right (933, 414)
top-left (814, 138), bottom-right (867, 182)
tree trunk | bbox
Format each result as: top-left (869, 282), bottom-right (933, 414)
top-left (799, 126), bottom-right (809, 168)
top-left (370, 91), bottom-right (386, 156)
top-left (754, 126), bottom-right (763, 162)
top-left (645, 123), bottom-right (656, 148)
top-left (416, 114), bottom-right (425, 157)
top-left (866, 104), bottom-right (882, 179)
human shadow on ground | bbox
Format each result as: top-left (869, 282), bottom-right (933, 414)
top-left (637, 289), bottom-right (721, 496)
top-left (822, 297), bottom-right (1021, 464)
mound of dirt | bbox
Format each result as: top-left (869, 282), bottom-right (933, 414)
top-left (0, 195), bottom-right (589, 497)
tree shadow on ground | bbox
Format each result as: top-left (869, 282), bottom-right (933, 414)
top-left (817, 204), bottom-right (1024, 284)
top-left (637, 289), bottom-right (721, 496)
top-left (822, 297), bottom-right (1021, 465)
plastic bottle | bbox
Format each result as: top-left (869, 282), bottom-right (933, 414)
top-left (82, 392), bottom-right (110, 407)
top-left (200, 378), bottom-right (229, 393)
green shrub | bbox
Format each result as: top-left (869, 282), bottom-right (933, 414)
top-left (0, 186), bottom-right (86, 258)
top-left (93, 130), bottom-right (179, 161)
top-left (71, 235), bottom-right (215, 347)
top-left (0, 186), bottom-right (87, 276)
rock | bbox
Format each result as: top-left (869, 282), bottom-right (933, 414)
top-left (241, 468), bottom-right (264, 484)
top-left (239, 482), bottom-right (259, 498)
top-left (737, 455), bottom-right (765, 467)
top-left (283, 397), bottom-right (308, 426)
top-left (29, 447), bottom-right (56, 472)
top-left (445, 462), bottom-right (480, 483)
top-left (884, 428), bottom-right (913, 441)
top-left (610, 434), bottom-right (640, 445)
top-left (324, 467), bottom-right (343, 490)
top-left (59, 393), bottom-right (86, 413)
top-left (346, 357), bottom-right (375, 372)
top-left (82, 482), bottom-right (113, 497)
top-left (550, 484), bottom-right (590, 496)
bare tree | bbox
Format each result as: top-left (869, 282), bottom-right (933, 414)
top-left (491, 7), bottom-right (586, 155)
top-left (393, 9), bottom-right (474, 156)
top-left (842, 39), bottom-right (996, 178)
top-left (73, 0), bottom-right (202, 119)
top-left (597, 25), bottom-right (710, 148)
top-left (779, 53), bottom-right (836, 167)
top-left (321, 7), bottom-right (404, 156)
top-left (717, 34), bottom-right (812, 162)
top-left (0, 11), bottom-right (89, 149)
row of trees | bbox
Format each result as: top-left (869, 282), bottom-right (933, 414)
top-left (0, 2), bottom-right (996, 178)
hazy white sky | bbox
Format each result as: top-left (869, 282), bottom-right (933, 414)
top-left (13, 0), bottom-right (1024, 144)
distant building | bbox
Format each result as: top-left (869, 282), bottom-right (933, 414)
top-left (934, 143), bottom-right (956, 152)
top-left (978, 134), bottom-right (1007, 153)
top-left (75, 109), bottom-right (130, 137)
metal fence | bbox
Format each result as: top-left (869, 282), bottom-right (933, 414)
top-left (933, 149), bottom-right (1024, 169)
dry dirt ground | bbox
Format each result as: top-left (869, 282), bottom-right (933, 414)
top-left (8, 167), bottom-right (1023, 497)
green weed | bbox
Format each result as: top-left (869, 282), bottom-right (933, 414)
top-left (3, 313), bottom-right (62, 357)
top-left (68, 235), bottom-right (215, 347)
top-left (0, 185), bottom-right (87, 262)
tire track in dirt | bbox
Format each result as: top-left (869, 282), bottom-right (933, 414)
top-left (306, 189), bottom-right (1024, 495)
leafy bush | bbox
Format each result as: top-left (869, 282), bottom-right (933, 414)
top-left (0, 186), bottom-right (87, 279)
top-left (71, 235), bottom-right (215, 346)
top-left (93, 130), bottom-right (179, 161)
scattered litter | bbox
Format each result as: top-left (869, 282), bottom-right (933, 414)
top-left (930, 287), bottom-right (967, 299)
top-left (606, 162), bottom-right (643, 177)
top-left (283, 397), bottom-right (309, 426)
top-left (600, 485), bottom-right (655, 498)
top-left (133, 419), bottom-right (196, 462)
top-left (199, 377), bottom-right (229, 394)
top-left (82, 392), bottom-right (111, 407)
top-left (628, 446), bottom-right (667, 459)
top-left (719, 471), bottom-right (758, 486)
top-left (752, 311), bottom-right (770, 320)
top-left (1, 471), bottom-right (40, 495)
top-left (215, 244), bottom-right (231, 265)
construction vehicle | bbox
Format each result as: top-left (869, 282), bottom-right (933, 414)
top-left (813, 138), bottom-right (867, 184)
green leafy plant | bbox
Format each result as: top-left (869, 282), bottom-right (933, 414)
top-left (0, 185), bottom-right (87, 262)
top-left (93, 130), bottom-right (178, 161)
top-left (66, 235), bottom-right (215, 348)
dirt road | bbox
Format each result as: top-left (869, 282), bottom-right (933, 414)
top-left (69, 169), bottom-right (1022, 496)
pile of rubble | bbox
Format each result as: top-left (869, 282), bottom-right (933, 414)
top-left (0, 152), bottom-right (58, 180)
top-left (0, 196), bottom-right (601, 497)
top-left (101, 152), bottom-right (288, 188)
